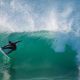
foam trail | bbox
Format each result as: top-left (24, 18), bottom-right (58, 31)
top-left (2, 69), bottom-right (11, 80)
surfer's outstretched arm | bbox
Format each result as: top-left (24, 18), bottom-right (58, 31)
top-left (15, 41), bottom-right (21, 44)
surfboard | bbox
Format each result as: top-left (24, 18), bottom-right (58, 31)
top-left (0, 48), bottom-right (10, 59)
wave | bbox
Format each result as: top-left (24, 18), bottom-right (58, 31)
top-left (0, 31), bottom-right (78, 79)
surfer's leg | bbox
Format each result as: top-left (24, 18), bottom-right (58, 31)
top-left (1, 46), bottom-right (7, 49)
top-left (2, 46), bottom-right (13, 49)
top-left (1, 45), bottom-right (10, 49)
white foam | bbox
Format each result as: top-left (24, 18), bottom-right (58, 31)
top-left (0, 0), bottom-right (77, 33)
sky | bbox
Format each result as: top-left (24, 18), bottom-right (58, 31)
top-left (0, 0), bottom-right (80, 33)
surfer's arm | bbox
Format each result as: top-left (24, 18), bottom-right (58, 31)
top-left (15, 41), bottom-right (21, 44)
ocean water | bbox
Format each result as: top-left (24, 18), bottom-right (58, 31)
top-left (0, 31), bottom-right (78, 80)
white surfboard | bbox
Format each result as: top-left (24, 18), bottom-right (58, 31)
top-left (0, 48), bottom-right (10, 59)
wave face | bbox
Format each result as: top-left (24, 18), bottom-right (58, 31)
top-left (0, 32), bottom-right (78, 80)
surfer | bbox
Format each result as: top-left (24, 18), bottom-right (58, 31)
top-left (1, 41), bottom-right (21, 54)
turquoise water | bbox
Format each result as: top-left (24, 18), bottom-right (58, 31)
top-left (0, 31), bottom-right (78, 80)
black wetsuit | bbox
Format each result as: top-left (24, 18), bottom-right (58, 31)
top-left (1, 41), bottom-right (21, 54)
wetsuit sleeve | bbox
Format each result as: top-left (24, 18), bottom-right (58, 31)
top-left (15, 41), bottom-right (21, 44)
